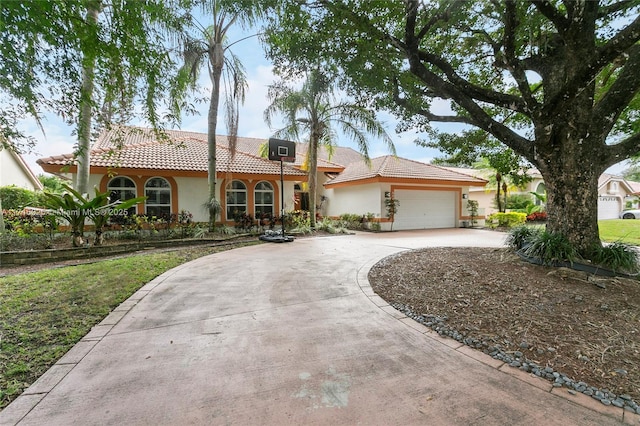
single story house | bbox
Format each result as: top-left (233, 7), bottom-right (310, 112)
top-left (0, 145), bottom-right (44, 191)
top-left (445, 167), bottom-right (640, 220)
top-left (38, 126), bottom-right (487, 230)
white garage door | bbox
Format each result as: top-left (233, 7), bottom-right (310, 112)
top-left (393, 190), bottom-right (457, 230)
top-left (598, 196), bottom-right (621, 220)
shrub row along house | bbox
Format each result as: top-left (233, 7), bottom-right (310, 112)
top-left (37, 126), bottom-right (488, 230)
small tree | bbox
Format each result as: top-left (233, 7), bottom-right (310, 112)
top-left (384, 196), bottom-right (399, 231)
top-left (466, 199), bottom-right (479, 227)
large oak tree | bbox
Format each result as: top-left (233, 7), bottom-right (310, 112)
top-left (264, 0), bottom-right (640, 254)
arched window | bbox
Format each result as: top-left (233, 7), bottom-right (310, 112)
top-left (226, 180), bottom-right (247, 220)
top-left (145, 177), bottom-right (171, 218)
top-left (535, 182), bottom-right (546, 206)
top-left (107, 177), bottom-right (137, 215)
top-left (254, 181), bottom-right (274, 218)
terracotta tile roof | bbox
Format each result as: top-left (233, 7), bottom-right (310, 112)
top-left (325, 156), bottom-right (487, 187)
top-left (39, 131), bottom-right (306, 177)
top-left (295, 143), bottom-right (364, 168)
top-left (92, 127), bottom-right (361, 167)
top-left (91, 126), bottom-right (268, 154)
top-left (289, 152), bottom-right (345, 171)
top-left (88, 126), bottom-right (351, 171)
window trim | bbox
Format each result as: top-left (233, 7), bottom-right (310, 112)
top-left (254, 181), bottom-right (275, 218)
top-left (144, 176), bottom-right (172, 217)
top-left (225, 180), bottom-right (248, 220)
top-left (107, 176), bottom-right (138, 214)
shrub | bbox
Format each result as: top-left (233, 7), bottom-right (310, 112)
top-left (2, 209), bottom-right (58, 235)
top-left (466, 200), bottom-right (479, 226)
top-left (0, 186), bottom-right (40, 209)
top-left (316, 217), bottom-right (349, 234)
top-left (487, 212), bottom-right (527, 228)
top-left (590, 242), bottom-right (640, 275)
top-left (506, 194), bottom-right (533, 210)
top-left (522, 231), bottom-right (579, 265)
top-left (287, 210), bottom-right (311, 229)
top-left (526, 211), bottom-right (548, 222)
top-left (339, 213), bottom-right (363, 230)
top-left (232, 211), bottom-right (254, 231)
top-left (0, 232), bottom-right (60, 250)
top-left (217, 224), bottom-right (236, 235)
top-left (506, 225), bottom-right (542, 250)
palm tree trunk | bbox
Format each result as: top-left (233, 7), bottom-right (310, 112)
top-left (495, 172), bottom-right (503, 213)
top-left (207, 42), bottom-right (224, 232)
top-left (76, 2), bottom-right (100, 195)
top-left (0, 196), bottom-right (5, 233)
top-left (308, 130), bottom-right (319, 228)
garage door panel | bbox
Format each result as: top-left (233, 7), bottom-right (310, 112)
top-left (598, 197), bottom-right (621, 220)
top-left (394, 190), bottom-right (456, 230)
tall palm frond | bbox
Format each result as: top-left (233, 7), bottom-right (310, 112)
top-left (264, 67), bottom-right (394, 227)
top-left (179, 0), bottom-right (260, 231)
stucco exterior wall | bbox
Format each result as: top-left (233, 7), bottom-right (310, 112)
top-left (468, 190), bottom-right (495, 216)
top-left (0, 149), bottom-right (41, 190)
top-left (325, 183), bottom-right (384, 218)
top-left (172, 176), bottom-right (209, 221)
top-left (95, 173), bottom-right (299, 224)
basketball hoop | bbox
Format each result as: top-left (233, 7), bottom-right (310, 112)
top-left (265, 138), bottom-right (297, 242)
top-left (268, 138), bottom-right (296, 162)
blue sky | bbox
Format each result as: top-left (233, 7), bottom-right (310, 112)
top-left (18, 24), bottom-right (628, 177)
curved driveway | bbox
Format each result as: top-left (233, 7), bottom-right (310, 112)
top-left (1, 229), bottom-right (631, 425)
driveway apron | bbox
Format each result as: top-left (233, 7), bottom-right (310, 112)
top-left (0, 229), bottom-right (626, 425)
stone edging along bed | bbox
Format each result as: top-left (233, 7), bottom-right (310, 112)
top-left (0, 235), bottom-right (250, 266)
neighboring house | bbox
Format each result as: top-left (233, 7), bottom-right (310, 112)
top-left (445, 167), bottom-right (638, 220)
top-left (0, 145), bottom-right (44, 191)
top-left (597, 174), bottom-right (639, 219)
top-left (627, 181), bottom-right (640, 209)
top-left (37, 126), bottom-right (487, 230)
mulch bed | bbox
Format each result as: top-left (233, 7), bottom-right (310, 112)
top-left (369, 247), bottom-right (640, 404)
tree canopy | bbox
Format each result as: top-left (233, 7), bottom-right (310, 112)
top-left (264, 0), bottom-right (640, 253)
top-left (0, 0), bottom-right (191, 152)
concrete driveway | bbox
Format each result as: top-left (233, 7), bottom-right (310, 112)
top-left (1, 229), bottom-right (633, 425)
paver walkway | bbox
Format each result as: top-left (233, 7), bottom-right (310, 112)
top-left (1, 229), bottom-right (634, 425)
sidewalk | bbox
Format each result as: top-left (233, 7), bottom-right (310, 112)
top-left (1, 229), bottom-right (634, 425)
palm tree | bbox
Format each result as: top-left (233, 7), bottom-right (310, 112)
top-left (473, 157), bottom-right (528, 213)
top-left (75, 0), bottom-right (100, 195)
top-left (177, 0), bottom-right (260, 231)
top-left (264, 68), bottom-right (394, 228)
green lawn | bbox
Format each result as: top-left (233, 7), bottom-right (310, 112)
top-left (0, 242), bottom-right (258, 411)
top-left (599, 219), bottom-right (640, 245)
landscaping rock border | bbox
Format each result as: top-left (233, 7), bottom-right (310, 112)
top-left (392, 302), bottom-right (640, 414)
